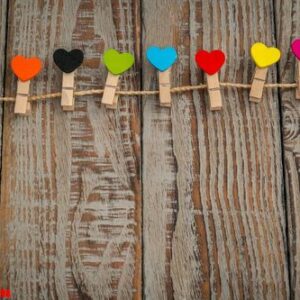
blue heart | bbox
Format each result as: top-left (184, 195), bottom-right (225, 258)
top-left (146, 46), bottom-right (177, 71)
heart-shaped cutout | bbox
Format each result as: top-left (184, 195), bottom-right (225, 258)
top-left (251, 42), bottom-right (281, 68)
top-left (53, 49), bottom-right (84, 73)
top-left (291, 38), bottom-right (300, 60)
top-left (146, 46), bottom-right (177, 71)
top-left (103, 49), bottom-right (134, 75)
top-left (195, 50), bottom-right (225, 75)
top-left (11, 55), bottom-right (43, 81)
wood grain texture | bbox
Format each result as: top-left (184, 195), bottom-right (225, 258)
top-left (0, 1), bottom-right (7, 98)
top-left (0, 0), bottom-right (7, 289)
top-left (274, 1), bottom-right (300, 298)
top-left (0, 0), bottom-right (299, 299)
top-left (142, 1), bottom-right (289, 299)
top-left (0, 1), bottom-right (7, 149)
top-left (0, 1), bottom-right (141, 299)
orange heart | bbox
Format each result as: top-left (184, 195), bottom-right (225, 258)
top-left (11, 55), bottom-right (42, 81)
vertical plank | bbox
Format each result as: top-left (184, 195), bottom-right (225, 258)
top-left (0, 0), bottom-right (141, 299)
top-left (142, 0), bottom-right (289, 299)
top-left (0, 1), bottom-right (7, 150)
top-left (0, 1), bottom-right (7, 99)
top-left (0, 0), bottom-right (8, 289)
top-left (274, 0), bottom-right (300, 297)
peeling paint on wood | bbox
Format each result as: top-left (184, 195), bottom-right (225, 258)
top-left (0, 0), bottom-right (298, 299)
top-left (142, 0), bottom-right (289, 299)
top-left (0, 1), bottom-right (141, 299)
top-left (274, 1), bottom-right (300, 298)
top-left (0, 0), bottom-right (8, 290)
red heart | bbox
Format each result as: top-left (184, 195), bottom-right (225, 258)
top-left (195, 50), bottom-right (225, 75)
top-left (11, 55), bottom-right (42, 81)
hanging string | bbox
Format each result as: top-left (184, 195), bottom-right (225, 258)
top-left (0, 82), bottom-right (296, 102)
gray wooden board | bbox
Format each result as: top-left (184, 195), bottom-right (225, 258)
top-left (0, 0), bottom-right (8, 289)
top-left (274, 0), bottom-right (300, 298)
top-left (0, 1), bottom-right (141, 299)
top-left (0, 0), bottom-right (7, 159)
top-left (142, 0), bottom-right (288, 299)
top-left (0, 0), bottom-right (299, 299)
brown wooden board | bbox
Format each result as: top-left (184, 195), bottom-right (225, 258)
top-left (0, 0), bottom-right (300, 299)
top-left (0, 0), bottom-right (8, 290)
top-left (274, 0), bottom-right (300, 298)
top-left (142, 0), bottom-right (289, 298)
top-left (0, 1), bottom-right (141, 299)
top-left (0, 0), bottom-right (7, 153)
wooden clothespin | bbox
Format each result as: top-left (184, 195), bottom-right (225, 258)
top-left (250, 67), bottom-right (268, 102)
top-left (206, 72), bottom-right (222, 110)
top-left (296, 60), bottom-right (300, 99)
top-left (195, 49), bottom-right (225, 110)
top-left (158, 70), bottom-right (171, 107)
top-left (102, 49), bottom-right (134, 109)
top-left (11, 55), bottom-right (42, 115)
top-left (291, 38), bottom-right (300, 99)
top-left (249, 42), bottom-right (281, 102)
top-left (146, 46), bottom-right (177, 107)
top-left (102, 73), bottom-right (120, 109)
top-left (53, 49), bottom-right (84, 111)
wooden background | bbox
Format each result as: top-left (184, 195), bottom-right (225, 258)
top-left (0, 0), bottom-right (299, 299)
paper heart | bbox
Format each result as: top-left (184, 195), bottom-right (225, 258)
top-left (53, 49), bottom-right (84, 73)
top-left (251, 42), bottom-right (281, 68)
top-left (11, 55), bottom-right (42, 81)
top-left (291, 38), bottom-right (300, 60)
top-left (195, 50), bottom-right (225, 75)
top-left (146, 46), bottom-right (177, 71)
top-left (103, 49), bottom-right (134, 75)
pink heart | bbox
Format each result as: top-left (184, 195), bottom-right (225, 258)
top-left (291, 38), bottom-right (300, 60)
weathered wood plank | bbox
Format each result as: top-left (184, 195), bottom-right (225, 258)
top-left (0, 1), bottom-right (7, 152)
top-left (0, 1), bottom-right (7, 97)
top-left (0, 1), bottom-right (141, 299)
top-left (274, 0), bottom-right (300, 298)
top-left (0, 2), bottom-right (7, 175)
top-left (142, 1), bottom-right (289, 299)
top-left (0, 0), bottom-right (8, 289)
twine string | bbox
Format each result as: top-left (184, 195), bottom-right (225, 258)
top-left (0, 82), bottom-right (297, 102)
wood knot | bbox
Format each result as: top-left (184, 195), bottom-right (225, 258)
top-left (282, 101), bottom-right (300, 144)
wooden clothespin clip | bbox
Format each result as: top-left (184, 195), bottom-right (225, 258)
top-left (102, 49), bottom-right (134, 109)
top-left (146, 46), bottom-right (177, 107)
top-left (296, 60), bottom-right (300, 99)
top-left (158, 70), bottom-right (171, 107)
top-left (249, 42), bottom-right (281, 102)
top-left (102, 73), bottom-right (120, 109)
top-left (11, 55), bottom-right (42, 115)
top-left (53, 49), bottom-right (84, 111)
top-left (195, 49), bottom-right (225, 110)
top-left (291, 38), bottom-right (300, 99)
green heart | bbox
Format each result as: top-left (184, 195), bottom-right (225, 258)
top-left (103, 49), bottom-right (134, 75)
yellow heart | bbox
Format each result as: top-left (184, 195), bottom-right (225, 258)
top-left (251, 42), bottom-right (281, 68)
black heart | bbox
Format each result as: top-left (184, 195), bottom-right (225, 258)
top-left (53, 49), bottom-right (84, 73)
